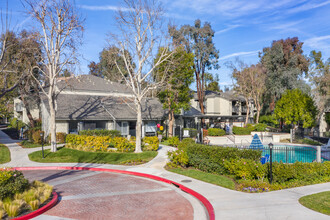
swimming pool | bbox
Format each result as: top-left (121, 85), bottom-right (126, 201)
top-left (261, 145), bottom-right (329, 163)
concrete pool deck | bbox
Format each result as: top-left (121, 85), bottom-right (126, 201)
top-left (1, 129), bottom-right (329, 220)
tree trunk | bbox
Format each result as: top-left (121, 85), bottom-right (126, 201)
top-left (49, 97), bottom-right (57, 152)
top-left (256, 108), bottom-right (260, 124)
top-left (20, 94), bottom-right (35, 128)
top-left (168, 110), bottom-right (174, 137)
top-left (245, 100), bottom-right (250, 125)
top-left (135, 102), bottom-right (142, 153)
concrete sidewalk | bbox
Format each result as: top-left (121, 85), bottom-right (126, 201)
top-left (1, 129), bottom-right (329, 220)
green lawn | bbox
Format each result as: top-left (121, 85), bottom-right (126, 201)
top-left (0, 144), bottom-right (11, 164)
top-left (299, 191), bottom-right (330, 215)
top-left (29, 147), bottom-right (158, 164)
top-left (19, 140), bottom-right (42, 148)
top-left (167, 167), bottom-right (236, 190)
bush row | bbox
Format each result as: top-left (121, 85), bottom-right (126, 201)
top-left (78, 129), bottom-right (121, 137)
top-left (65, 134), bottom-right (159, 152)
top-left (207, 128), bottom-right (226, 136)
top-left (232, 126), bottom-right (252, 135)
top-left (167, 139), bottom-right (330, 192)
top-left (186, 144), bottom-right (262, 174)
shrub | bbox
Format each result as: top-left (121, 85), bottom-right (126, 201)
top-left (167, 149), bottom-right (188, 168)
top-left (207, 128), bottom-right (226, 136)
top-left (259, 115), bottom-right (278, 126)
top-left (168, 136), bottom-right (180, 147)
top-left (183, 128), bottom-right (198, 138)
top-left (112, 137), bottom-right (135, 152)
top-left (178, 138), bottom-right (195, 150)
top-left (78, 129), bottom-right (121, 137)
top-left (47, 132), bottom-right (67, 144)
top-left (186, 144), bottom-right (262, 174)
top-left (223, 159), bottom-right (266, 181)
top-left (32, 130), bottom-right (44, 144)
top-left (9, 118), bottom-right (26, 130)
top-left (232, 126), bottom-right (251, 135)
top-left (143, 136), bottom-right (159, 151)
top-left (253, 123), bottom-right (268, 132)
top-left (0, 168), bottom-right (30, 200)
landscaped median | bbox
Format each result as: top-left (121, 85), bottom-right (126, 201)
top-left (28, 134), bottom-right (159, 165)
top-left (166, 138), bottom-right (330, 192)
top-left (0, 168), bottom-right (57, 219)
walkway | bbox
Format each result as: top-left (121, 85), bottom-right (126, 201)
top-left (1, 129), bottom-right (329, 220)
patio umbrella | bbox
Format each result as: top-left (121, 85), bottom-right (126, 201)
top-left (249, 134), bottom-right (264, 150)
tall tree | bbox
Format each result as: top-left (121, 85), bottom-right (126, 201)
top-left (0, 30), bottom-right (25, 99)
top-left (88, 46), bottom-right (134, 82)
top-left (16, 30), bottom-right (43, 128)
top-left (309, 50), bottom-right (330, 120)
top-left (24, 0), bottom-right (84, 152)
top-left (169, 19), bottom-right (219, 115)
top-left (154, 46), bottom-right (194, 137)
top-left (274, 89), bottom-right (317, 129)
top-left (260, 37), bottom-right (309, 111)
top-left (110, 0), bottom-right (172, 153)
top-left (205, 73), bottom-right (220, 92)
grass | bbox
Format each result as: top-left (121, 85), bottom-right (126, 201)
top-left (18, 140), bottom-right (42, 148)
top-left (160, 140), bottom-right (170, 146)
top-left (167, 167), bottom-right (236, 190)
top-left (299, 191), bottom-right (330, 215)
top-left (0, 144), bottom-right (10, 164)
top-left (28, 147), bottom-right (158, 164)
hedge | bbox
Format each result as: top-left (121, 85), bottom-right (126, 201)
top-left (78, 129), bottom-right (121, 137)
top-left (66, 134), bottom-right (159, 152)
top-left (186, 144), bottom-right (262, 174)
top-left (232, 126), bottom-right (252, 135)
top-left (207, 128), bottom-right (226, 136)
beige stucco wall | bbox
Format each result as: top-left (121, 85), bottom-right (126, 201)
top-left (56, 121), bottom-right (69, 134)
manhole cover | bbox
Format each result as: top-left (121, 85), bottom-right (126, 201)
top-left (181, 179), bottom-right (192, 183)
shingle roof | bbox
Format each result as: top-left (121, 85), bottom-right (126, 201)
top-left (56, 75), bottom-right (132, 94)
top-left (183, 106), bottom-right (203, 117)
top-left (43, 94), bottom-right (165, 121)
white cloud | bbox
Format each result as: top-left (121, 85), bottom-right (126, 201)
top-left (215, 25), bottom-right (241, 35)
top-left (287, 0), bottom-right (330, 14)
top-left (79, 5), bottom-right (132, 12)
top-left (169, 0), bottom-right (308, 17)
top-left (304, 35), bottom-right (330, 50)
top-left (219, 50), bottom-right (260, 61)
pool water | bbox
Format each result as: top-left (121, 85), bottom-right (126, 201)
top-left (261, 145), bottom-right (324, 163)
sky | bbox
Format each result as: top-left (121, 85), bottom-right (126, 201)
top-left (2, 0), bottom-right (330, 90)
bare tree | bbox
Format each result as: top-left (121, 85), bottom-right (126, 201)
top-left (110, 0), bottom-right (172, 153)
top-left (24, 0), bottom-right (83, 152)
top-left (231, 60), bottom-right (253, 125)
top-left (250, 64), bottom-right (266, 124)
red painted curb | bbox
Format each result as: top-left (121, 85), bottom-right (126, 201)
top-left (15, 166), bottom-right (215, 220)
top-left (13, 191), bottom-right (58, 220)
